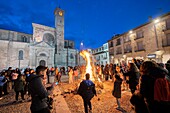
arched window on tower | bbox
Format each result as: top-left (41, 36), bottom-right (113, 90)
top-left (18, 50), bottom-right (24, 60)
top-left (70, 53), bottom-right (74, 59)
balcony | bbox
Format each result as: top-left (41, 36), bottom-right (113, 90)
top-left (135, 49), bottom-right (145, 52)
top-left (134, 36), bottom-right (144, 40)
top-left (124, 40), bottom-right (131, 43)
top-left (162, 44), bottom-right (170, 47)
top-left (162, 25), bottom-right (170, 33)
top-left (116, 52), bottom-right (122, 55)
top-left (96, 58), bottom-right (100, 61)
top-left (124, 50), bottom-right (132, 53)
top-left (103, 57), bottom-right (107, 59)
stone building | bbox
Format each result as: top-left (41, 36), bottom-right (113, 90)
top-left (0, 8), bottom-right (78, 70)
top-left (92, 43), bottom-right (110, 66)
top-left (108, 12), bottom-right (170, 64)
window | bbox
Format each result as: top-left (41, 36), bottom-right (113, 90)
top-left (116, 47), bottom-right (122, 54)
top-left (124, 44), bottom-right (132, 53)
top-left (22, 36), bottom-right (27, 42)
top-left (104, 45), bottom-right (108, 49)
top-left (40, 53), bottom-right (46, 56)
top-left (109, 41), bottom-right (113, 47)
top-left (166, 19), bottom-right (170, 30)
top-left (136, 31), bottom-right (144, 39)
top-left (167, 34), bottom-right (170, 45)
top-left (124, 35), bottom-right (130, 42)
top-left (43, 33), bottom-right (54, 45)
top-left (64, 41), bottom-right (68, 47)
top-left (116, 38), bottom-right (121, 46)
top-left (18, 50), bottom-right (23, 60)
top-left (137, 41), bottom-right (144, 51)
top-left (69, 42), bottom-right (73, 48)
top-left (70, 53), bottom-right (74, 59)
top-left (163, 33), bottom-right (170, 46)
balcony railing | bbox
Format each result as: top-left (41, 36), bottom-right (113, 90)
top-left (162, 25), bottom-right (170, 32)
top-left (103, 57), bottom-right (107, 59)
top-left (124, 40), bottom-right (131, 43)
top-left (116, 42), bottom-right (121, 46)
top-left (162, 44), bottom-right (170, 47)
top-left (96, 58), bottom-right (100, 61)
top-left (124, 50), bottom-right (132, 53)
top-left (135, 49), bottom-right (145, 52)
top-left (116, 52), bottom-right (122, 55)
top-left (134, 36), bottom-right (144, 40)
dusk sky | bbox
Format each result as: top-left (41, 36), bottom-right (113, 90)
top-left (0, 0), bottom-right (170, 49)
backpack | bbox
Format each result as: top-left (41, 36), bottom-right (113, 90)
top-left (154, 77), bottom-right (170, 101)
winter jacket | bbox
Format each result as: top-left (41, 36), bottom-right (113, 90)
top-left (0, 76), bottom-right (7, 86)
top-left (14, 76), bottom-right (25, 92)
top-left (27, 74), bottom-right (49, 112)
top-left (124, 71), bottom-right (140, 90)
top-left (78, 80), bottom-right (96, 101)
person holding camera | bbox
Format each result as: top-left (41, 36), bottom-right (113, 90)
top-left (28, 66), bottom-right (55, 113)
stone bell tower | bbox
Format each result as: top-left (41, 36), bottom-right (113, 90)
top-left (54, 8), bottom-right (65, 66)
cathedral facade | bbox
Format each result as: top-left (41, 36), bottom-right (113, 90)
top-left (0, 8), bottom-right (78, 70)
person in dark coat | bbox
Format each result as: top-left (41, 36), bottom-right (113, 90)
top-left (165, 60), bottom-right (170, 80)
top-left (124, 63), bottom-right (140, 94)
top-left (28, 66), bottom-right (54, 113)
top-left (77, 73), bottom-right (96, 113)
top-left (112, 66), bottom-right (123, 110)
top-left (104, 64), bottom-right (110, 81)
top-left (0, 71), bottom-right (8, 97)
top-left (14, 74), bottom-right (25, 101)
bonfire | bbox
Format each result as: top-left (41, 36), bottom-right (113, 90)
top-left (80, 50), bottom-right (103, 89)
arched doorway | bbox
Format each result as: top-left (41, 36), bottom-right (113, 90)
top-left (39, 60), bottom-right (46, 66)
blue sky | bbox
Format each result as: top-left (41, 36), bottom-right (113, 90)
top-left (0, 0), bottom-right (170, 49)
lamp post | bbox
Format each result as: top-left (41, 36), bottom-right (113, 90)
top-left (66, 41), bottom-right (69, 71)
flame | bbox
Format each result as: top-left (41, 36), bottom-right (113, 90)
top-left (80, 50), bottom-right (95, 81)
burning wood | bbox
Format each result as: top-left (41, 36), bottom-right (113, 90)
top-left (80, 50), bottom-right (102, 83)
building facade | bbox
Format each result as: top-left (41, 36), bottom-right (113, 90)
top-left (0, 8), bottom-right (78, 70)
top-left (92, 43), bottom-right (110, 66)
top-left (108, 12), bottom-right (170, 65)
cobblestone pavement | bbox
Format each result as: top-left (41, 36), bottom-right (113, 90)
top-left (0, 76), bottom-right (135, 113)
top-left (59, 80), bottom-right (135, 113)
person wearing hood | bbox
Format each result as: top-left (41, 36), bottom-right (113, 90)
top-left (13, 74), bottom-right (25, 101)
top-left (77, 73), bottom-right (96, 113)
top-left (28, 66), bottom-right (54, 113)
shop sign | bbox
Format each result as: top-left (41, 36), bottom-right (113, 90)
top-left (147, 54), bottom-right (156, 59)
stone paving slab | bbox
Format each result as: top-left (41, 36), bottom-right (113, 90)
top-left (53, 85), bottom-right (71, 113)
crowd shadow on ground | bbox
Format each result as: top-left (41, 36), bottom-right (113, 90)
top-left (0, 98), bottom-right (31, 108)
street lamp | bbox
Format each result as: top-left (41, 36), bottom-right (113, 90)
top-left (129, 30), bottom-right (133, 34)
top-left (66, 40), bottom-right (69, 71)
top-left (154, 19), bottom-right (160, 24)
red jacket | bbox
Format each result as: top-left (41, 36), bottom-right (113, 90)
top-left (154, 78), bottom-right (170, 101)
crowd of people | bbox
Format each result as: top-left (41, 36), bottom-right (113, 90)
top-left (0, 58), bottom-right (170, 113)
top-left (77, 59), bottom-right (170, 113)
